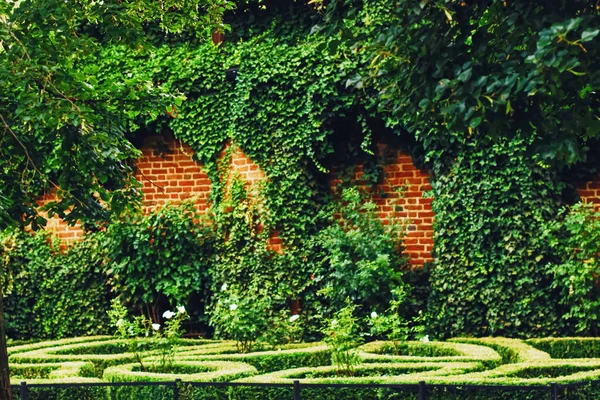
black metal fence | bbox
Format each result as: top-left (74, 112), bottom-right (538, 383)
top-left (11, 379), bottom-right (600, 400)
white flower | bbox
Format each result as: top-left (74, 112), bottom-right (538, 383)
top-left (177, 305), bottom-right (186, 314)
top-left (116, 319), bottom-right (124, 327)
top-left (370, 311), bottom-right (378, 319)
top-left (331, 319), bottom-right (338, 328)
top-left (221, 283), bottom-right (228, 291)
top-left (229, 303), bottom-right (238, 311)
top-left (421, 335), bottom-right (429, 343)
top-left (152, 323), bottom-right (161, 331)
top-left (162, 310), bottom-right (176, 320)
top-left (289, 314), bottom-right (300, 323)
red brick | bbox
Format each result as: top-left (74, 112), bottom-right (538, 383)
top-left (394, 172), bottom-right (414, 178)
top-left (586, 181), bottom-right (600, 190)
top-left (579, 190), bottom-right (596, 198)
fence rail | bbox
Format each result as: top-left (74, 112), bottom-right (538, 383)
top-left (12, 379), bottom-right (600, 400)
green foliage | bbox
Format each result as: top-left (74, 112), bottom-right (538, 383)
top-left (322, 300), bottom-right (363, 376)
top-left (313, 187), bottom-right (410, 318)
top-left (427, 137), bottom-right (565, 338)
top-left (527, 338), bottom-right (600, 359)
top-left (208, 284), bottom-right (273, 353)
top-left (107, 299), bottom-right (189, 372)
top-left (315, 0), bottom-right (600, 338)
top-left (0, 0), bottom-right (239, 229)
top-left (4, 0), bottom-right (599, 347)
top-left (368, 287), bottom-right (426, 348)
top-left (1, 229), bottom-right (112, 339)
top-left (103, 200), bottom-right (214, 314)
top-left (545, 203), bottom-right (600, 334)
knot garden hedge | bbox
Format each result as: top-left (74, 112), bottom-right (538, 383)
top-left (9, 336), bottom-right (600, 399)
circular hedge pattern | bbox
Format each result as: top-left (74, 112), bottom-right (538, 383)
top-left (9, 336), bottom-right (600, 387)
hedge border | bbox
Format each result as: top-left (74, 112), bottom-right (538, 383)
top-left (358, 341), bottom-right (502, 368)
top-left (237, 362), bottom-right (484, 384)
top-left (449, 337), bottom-right (551, 363)
top-left (103, 360), bottom-right (257, 382)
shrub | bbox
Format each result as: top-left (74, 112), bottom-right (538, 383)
top-left (527, 337), bottom-right (600, 359)
top-left (1, 229), bottom-right (112, 339)
top-left (427, 137), bottom-right (564, 338)
top-left (358, 341), bottom-right (502, 368)
top-left (103, 200), bottom-right (215, 321)
top-left (313, 187), bottom-right (411, 319)
top-left (107, 299), bottom-right (189, 371)
top-left (544, 203), bottom-right (600, 334)
top-left (195, 343), bottom-right (331, 373)
top-left (103, 360), bottom-right (257, 382)
top-left (322, 300), bottom-right (363, 376)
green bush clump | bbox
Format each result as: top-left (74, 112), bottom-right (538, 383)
top-left (1, 230), bottom-right (112, 339)
top-left (428, 137), bottom-right (564, 339)
top-left (103, 199), bottom-right (215, 321)
top-left (527, 338), bottom-right (600, 359)
top-left (544, 203), bottom-right (600, 334)
top-left (313, 187), bottom-right (410, 319)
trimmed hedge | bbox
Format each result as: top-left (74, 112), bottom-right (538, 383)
top-left (449, 337), bottom-right (551, 364)
top-left (238, 362), bottom-right (484, 384)
top-left (103, 361), bottom-right (257, 382)
top-left (9, 336), bottom-right (600, 400)
top-left (190, 343), bottom-right (331, 373)
top-left (526, 337), bottom-right (600, 359)
top-left (358, 341), bottom-right (502, 368)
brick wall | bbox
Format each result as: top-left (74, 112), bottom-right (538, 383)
top-left (36, 194), bottom-right (84, 242)
top-left (577, 180), bottom-right (600, 210)
top-left (330, 144), bottom-right (434, 267)
top-left (135, 137), bottom-right (211, 212)
top-left (39, 136), bottom-right (434, 263)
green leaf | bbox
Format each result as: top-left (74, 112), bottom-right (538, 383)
top-left (469, 116), bottom-right (483, 128)
top-left (581, 29), bottom-right (599, 42)
top-left (458, 68), bottom-right (472, 83)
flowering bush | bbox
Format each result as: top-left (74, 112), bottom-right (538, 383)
top-left (208, 285), bottom-right (273, 353)
top-left (209, 284), bottom-right (304, 352)
top-left (322, 299), bottom-right (363, 376)
top-left (107, 299), bottom-right (188, 371)
top-left (260, 310), bottom-right (304, 348)
top-left (313, 187), bottom-right (410, 320)
top-left (368, 287), bottom-right (426, 353)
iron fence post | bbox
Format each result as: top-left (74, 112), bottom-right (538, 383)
top-left (419, 381), bottom-right (426, 400)
top-left (174, 378), bottom-right (181, 400)
top-left (20, 381), bottom-right (28, 400)
top-left (551, 382), bottom-right (558, 400)
top-left (293, 379), bottom-right (301, 400)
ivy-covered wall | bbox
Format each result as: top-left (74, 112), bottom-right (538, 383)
top-left (38, 134), bottom-right (435, 265)
top-left (36, 131), bottom-right (600, 268)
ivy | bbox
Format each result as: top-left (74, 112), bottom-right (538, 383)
top-left (427, 137), bottom-right (566, 338)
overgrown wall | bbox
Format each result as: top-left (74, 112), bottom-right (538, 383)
top-left (39, 135), bottom-right (600, 268)
top-left (39, 136), bottom-right (436, 266)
